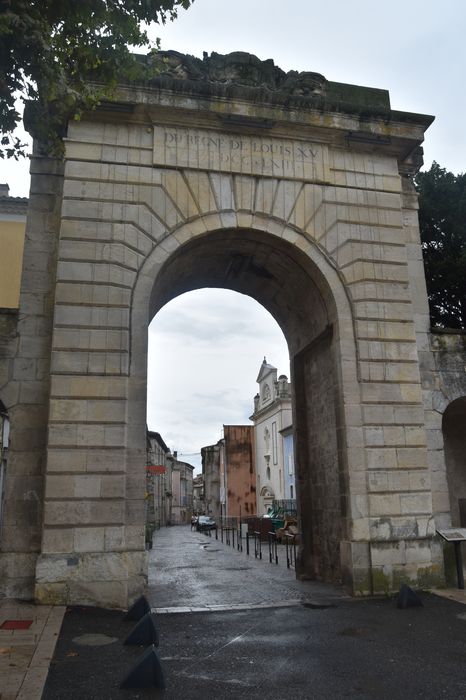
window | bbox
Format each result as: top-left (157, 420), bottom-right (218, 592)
top-left (290, 484), bottom-right (293, 499)
top-left (266, 466), bottom-right (271, 480)
top-left (272, 422), bottom-right (278, 465)
top-left (262, 383), bottom-right (270, 403)
top-left (288, 453), bottom-right (293, 476)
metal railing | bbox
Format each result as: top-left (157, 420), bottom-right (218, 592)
top-left (268, 531), bottom-right (278, 565)
top-left (271, 499), bottom-right (297, 517)
top-left (285, 532), bottom-right (299, 570)
top-left (253, 531), bottom-right (262, 560)
top-left (194, 514), bottom-right (299, 571)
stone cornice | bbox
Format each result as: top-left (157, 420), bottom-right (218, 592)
top-left (250, 396), bottom-right (292, 423)
top-left (0, 197), bottom-right (28, 217)
top-left (92, 82), bottom-right (433, 172)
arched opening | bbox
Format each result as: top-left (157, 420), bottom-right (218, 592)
top-left (147, 288), bottom-right (289, 455)
top-left (260, 485), bottom-right (275, 513)
top-left (132, 226), bottom-right (353, 583)
top-left (146, 287), bottom-right (290, 529)
top-left (443, 397), bottom-right (466, 527)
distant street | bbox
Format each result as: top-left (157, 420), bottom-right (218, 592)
top-left (147, 525), bottom-right (344, 610)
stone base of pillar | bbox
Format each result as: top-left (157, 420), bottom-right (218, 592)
top-left (0, 552), bottom-right (38, 599)
top-left (340, 541), bottom-right (372, 595)
top-left (341, 537), bottom-right (445, 595)
top-left (34, 551), bottom-right (148, 609)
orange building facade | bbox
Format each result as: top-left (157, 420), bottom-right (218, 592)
top-left (223, 425), bottom-right (256, 519)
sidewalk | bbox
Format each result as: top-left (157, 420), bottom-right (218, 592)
top-left (0, 599), bottom-right (64, 700)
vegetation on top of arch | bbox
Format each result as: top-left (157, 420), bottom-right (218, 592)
top-left (0, 0), bottom-right (194, 159)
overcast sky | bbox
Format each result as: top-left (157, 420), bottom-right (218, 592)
top-left (2, 0), bottom-right (465, 471)
top-left (147, 289), bottom-right (289, 469)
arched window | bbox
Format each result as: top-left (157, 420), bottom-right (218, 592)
top-left (443, 397), bottom-right (466, 526)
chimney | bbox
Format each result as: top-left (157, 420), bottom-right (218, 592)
top-left (0, 184), bottom-right (10, 197)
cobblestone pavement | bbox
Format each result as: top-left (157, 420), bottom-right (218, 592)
top-left (147, 525), bottom-right (346, 611)
top-left (0, 599), bottom-right (64, 700)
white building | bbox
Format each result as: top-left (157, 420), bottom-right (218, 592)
top-left (250, 358), bottom-right (294, 514)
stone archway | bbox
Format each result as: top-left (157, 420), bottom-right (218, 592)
top-left (0, 52), bottom-right (447, 606)
top-left (130, 221), bottom-right (358, 585)
top-left (260, 485), bottom-right (275, 514)
top-left (443, 397), bottom-right (466, 527)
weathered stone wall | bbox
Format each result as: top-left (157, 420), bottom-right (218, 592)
top-left (420, 332), bottom-right (466, 526)
top-left (417, 331), bottom-right (466, 585)
top-left (0, 312), bottom-right (19, 386)
top-left (201, 443), bottom-right (221, 521)
top-left (356, 174), bottom-right (445, 594)
top-left (0, 155), bottom-right (63, 598)
top-left (294, 328), bottom-right (341, 582)
top-left (223, 425), bottom-right (256, 519)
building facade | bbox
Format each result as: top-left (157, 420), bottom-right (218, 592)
top-left (170, 454), bottom-right (194, 525)
top-left (192, 474), bottom-right (204, 515)
top-left (251, 359), bottom-right (294, 513)
top-left (281, 426), bottom-right (295, 502)
top-left (201, 442), bottom-right (222, 522)
top-left (0, 186), bottom-right (27, 556)
top-left (0, 184), bottom-right (27, 310)
top-left (146, 430), bottom-right (171, 529)
top-left (201, 426), bottom-right (256, 521)
top-left (222, 425), bottom-right (256, 519)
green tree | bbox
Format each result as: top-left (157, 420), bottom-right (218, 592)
top-left (0, 0), bottom-right (193, 158)
top-left (415, 162), bottom-right (466, 330)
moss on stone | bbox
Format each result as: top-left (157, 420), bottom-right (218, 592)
top-left (352, 573), bottom-right (372, 596)
top-left (371, 569), bottom-right (391, 595)
top-left (326, 82), bottom-right (390, 111)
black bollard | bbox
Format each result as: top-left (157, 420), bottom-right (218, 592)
top-left (120, 645), bottom-right (165, 689)
top-left (396, 583), bottom-right (423, 609)
top-left (124, 612), bottom-right (159, 647)
top-left (124, 595), bottom-right (151, 621)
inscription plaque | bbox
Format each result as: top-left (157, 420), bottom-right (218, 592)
top-left (437, 528), bottom-right (466, 542)
top-left (437, 528), bottom-right (466, 590)
top-left (153, 126), bottom-right (328, 181)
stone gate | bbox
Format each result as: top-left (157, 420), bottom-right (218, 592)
top-left (1, 52), bottom-right (465, 608)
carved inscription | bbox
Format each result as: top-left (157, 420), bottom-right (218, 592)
top-left (153, 126), bottom-right (327, 181)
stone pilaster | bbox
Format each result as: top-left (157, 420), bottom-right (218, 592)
top-left (0, 153), bottom-right (63, 598)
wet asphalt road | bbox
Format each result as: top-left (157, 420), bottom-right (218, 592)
top-left (42, 526), bottom-right (466, 699)
top-left (147, 525), bottom-right (344, 609)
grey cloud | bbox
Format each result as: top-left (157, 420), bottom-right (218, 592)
top-left (150, 289), bottom-right (286, 347)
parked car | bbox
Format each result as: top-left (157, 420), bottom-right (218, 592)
top-left (196, 515), bottom-right (216, 531)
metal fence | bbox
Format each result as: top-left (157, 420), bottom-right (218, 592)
top-left (196, 515), bottom-right (299, 571)
top-left (271, 499), bottom-right (297, 517)
top-left (285, 532), bottom-right (299, 570)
